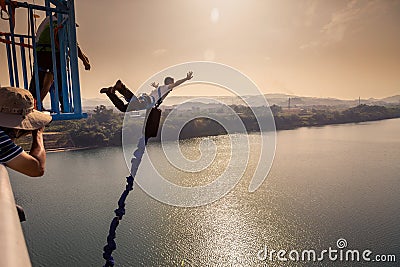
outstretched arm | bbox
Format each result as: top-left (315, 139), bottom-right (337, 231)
top-left (78, 45), bottom-right (91, 70)
top-left (168, 71), bottom-right (193, 90)
top-left (6, 128), bottom-right (46, 177)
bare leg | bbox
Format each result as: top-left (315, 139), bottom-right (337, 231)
top-left (29, 71), bottom-right (50, 102)
top-left (41, 72), bottom-right (53, 101)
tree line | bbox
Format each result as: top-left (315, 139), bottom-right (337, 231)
top-left (43, 104), bottom-right (400, 148)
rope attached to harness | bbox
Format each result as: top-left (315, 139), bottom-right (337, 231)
top-left (102, 92), bottom-right (165, 266)
top-left (102, 136), bottom-right (146, 267)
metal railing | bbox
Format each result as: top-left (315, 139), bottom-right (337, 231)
top-left (0, 165), bottom-right (32, 267)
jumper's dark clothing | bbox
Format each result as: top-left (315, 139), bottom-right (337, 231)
top-left (106, 85), bottom-right (170, 112)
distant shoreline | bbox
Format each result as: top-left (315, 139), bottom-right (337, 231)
top-left (46, 147), bottom-right (93, 153)
top-left (43, 117), bottom-right (400, 153)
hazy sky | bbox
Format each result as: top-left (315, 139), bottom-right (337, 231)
top-left (1, 0), bottom-right (399, 99)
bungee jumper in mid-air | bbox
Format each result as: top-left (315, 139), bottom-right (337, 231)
top-left (101, 71), bottom-right (193, 266)
top-left (100, 71), bottom-right (193, 112)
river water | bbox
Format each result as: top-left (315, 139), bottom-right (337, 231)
top-left (9, 118), bottom-right (400, 266)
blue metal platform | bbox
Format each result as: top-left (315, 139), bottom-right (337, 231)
top-left (1, 0), bottom-right (86, 120)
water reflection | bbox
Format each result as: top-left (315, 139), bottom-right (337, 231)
top-left (8, 119), bottom-right (400, 266)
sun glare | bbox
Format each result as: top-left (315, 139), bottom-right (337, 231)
top-left (211, 8), bottom-right (220, 23)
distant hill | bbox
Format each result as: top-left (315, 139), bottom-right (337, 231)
top-left (381, 95), bottom-right (400, 103)
top-left (82, 94), bottom-right (400, 111)
top-left (82, 97), bottom-right (113, 111)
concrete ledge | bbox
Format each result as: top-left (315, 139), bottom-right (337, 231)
top-left (0, 165), bottom-right (32, 267)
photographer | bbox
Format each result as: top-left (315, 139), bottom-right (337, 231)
top-left (0, 87), bottom-right (52, 177)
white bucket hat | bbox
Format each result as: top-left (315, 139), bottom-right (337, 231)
top-left (0, 87), bottom-right (52, 130)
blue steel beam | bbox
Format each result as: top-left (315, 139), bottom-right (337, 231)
top-left (2, 0), bottom-right (86, 120)
top-left (58, 14), bottom-right (70, 112)
top-left (19, 37), bottom-right (29, 89)
top-left (51, 112), bottom-right (88, 121)
top-left (4, 0), bottom-right (68, 14)
top-left (7, 4), bottom-right (19, 88)
top-left (5, 38), bottom-right (14, 87)
top-left (29, 6), bottom-right (42, 110)
top-left (46, 0), bottom-right (61, 113)
top-left (67, 0), bottom-right (83, 114)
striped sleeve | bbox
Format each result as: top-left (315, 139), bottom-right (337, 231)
top-left (0, 129), bottom-right (23, 164)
